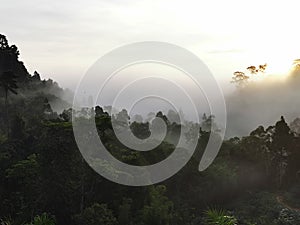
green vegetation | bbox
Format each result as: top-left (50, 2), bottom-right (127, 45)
top-left (203, 208), bottom-right (237, 225)
top-left (1, 34), bottom-right (300, 225)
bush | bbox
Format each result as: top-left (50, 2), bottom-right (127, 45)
top-left (276, 208), bottom-right (300, 225)
top-left (26, 213), bottom-right (55, 225)
top-left (203, 208), bottom-right (238, 225)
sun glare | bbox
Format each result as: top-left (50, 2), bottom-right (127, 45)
top-left (266, 58), bottom-right (294, 76)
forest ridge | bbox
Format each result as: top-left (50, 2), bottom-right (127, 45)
top-left (1, 34), bottom-right (300, 225)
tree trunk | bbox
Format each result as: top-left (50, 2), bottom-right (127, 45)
top-left (80, 157), bottom-right (85, 213)
top-left (4, 88), bottom-right (9, 138)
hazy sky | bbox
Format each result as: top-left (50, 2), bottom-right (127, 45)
top-left (1, 0), bottom-right (300, 91)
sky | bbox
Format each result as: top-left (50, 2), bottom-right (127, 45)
top-left (1, 0), bottom-right (300, 92)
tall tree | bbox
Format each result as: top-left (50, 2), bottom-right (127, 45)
top-left (0, 71), bottom-right (18, 136)
top-left (269, 116), bottom-right (293, 188)
top-left (231, 71), bottom-right (249, 87)
top-left (0, 71), bottom-right (18, 102)
top-left (141, 185), bottom-right (173, 225)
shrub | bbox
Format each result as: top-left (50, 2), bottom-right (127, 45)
top-left (204, 208), bottom-right (238, 225)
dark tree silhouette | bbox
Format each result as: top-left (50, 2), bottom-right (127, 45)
top-left (247, 64), bottom-right (267, 74)
top-left (0, 71), bottom-right (18, 136)
top-left (0, 71), bottom-right (18, 102)
top-left (247, 65), bottom-right (258, 74)
top-left (0, 34), bottom-right (9, 50)
top-left (270, 116), bottom-right (293, 188)
top-left (232, 64), bottom-right (267, 88)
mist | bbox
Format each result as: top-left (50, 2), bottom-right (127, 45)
top-left (50, 62), bottom-right (300, 139)
top-left (225, 69), bottom-right (300, 137)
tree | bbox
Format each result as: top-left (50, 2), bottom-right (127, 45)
top-left (269, 116), bottom-right (293, 188)
top-left (0, 71), bottom-right (18, 136)
top-left (0, 34), bottom-right (9, 50)
top-left (0, 71), bottom-right (18, 102)
top-left (59, 108), bottom-right (73, 122)
top-left (118, 198), bottom-right (132, 225)
top-left (248, 125), bottom-right (272, 176)
top-left (231, 71), bottom-right (249, 87)
top-left (32, 71), bottom-right (41, 81)
top-left (5, 154), bottom-right (41, 221)
top-left (258, 63), bottom-right (267, 73)
top-left (73, 203), bottom-right (117, 225)
top-left (247, 65), bottom-right (258, 74)
top-left (130, 121), bottom-right (151, 139)
top-left (95, 106), bottom-right (108, 118)
top-left (9, 45), bottom-right (19, 58)
top-left (38, 124), bottom-right (84, 224)
top-left (0, 35), bottom-right (19, 59)
top-left (10, 114), bottom-right (25, 139)
top-left (232, 64), bottom-right (267, 87)
top-left (247, 64), bottom-right (267, 74)
top-left (155, 111), bottom-right (170, 125)
top-left (141, 185), bottom-right (173, 225)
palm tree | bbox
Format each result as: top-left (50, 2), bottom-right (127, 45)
top-left (0, 71), bottom-right (18, 137)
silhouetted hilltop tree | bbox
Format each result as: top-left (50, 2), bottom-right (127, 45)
top-left (247, 64), bottom-right (267, 74)
top-left (0, 34), bottom-right (70, 101)
top-left (95, 106), bottom-right (108, 118)
top-left (231, 63), bottom-right (267, 88)
top-left (32, 71), bottom-right (41, 81)
top-left (270, 116), bottom-right (294, 188)
top-left (0, 34), bottom-right (72, 137)
top-left (0, 34), bottom-right (29, 83)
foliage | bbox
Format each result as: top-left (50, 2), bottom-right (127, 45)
top-left (0, 71), bottom-right (18, 97)
top-left (276, 208), bottom-right (300, 225)
top-left (2, 33), bottom-right (300, 225)
top-left (231, 71), bottom-right (249, 87)
top-left (203, 208), bottom-right (237, 225)
top-left (25, 213), bottom-right (55, 225)
top-left (0, 217), bottom-right (15, 225)
top-left (233, 192), bottom-right (280, 225)
top-left (73, 203), bottom-right (117, 225)
top-left (140, 185), bottom-right (174, 225)
top-left (231, 64), bottom-right (267, 87)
